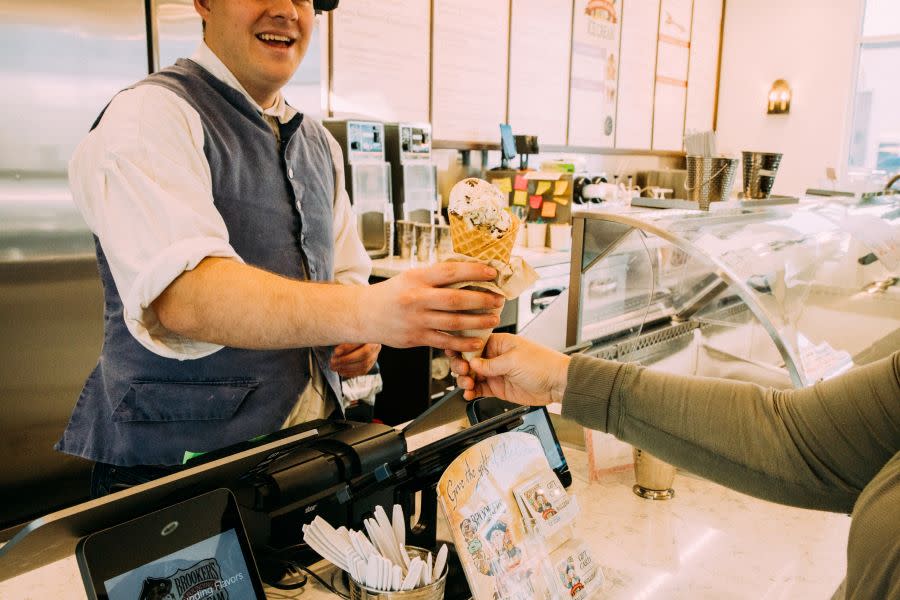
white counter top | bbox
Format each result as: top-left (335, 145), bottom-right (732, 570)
top-left (0, 437), bottom-right (849, 600)
top-left (371, 247), bottom-right (571, 278)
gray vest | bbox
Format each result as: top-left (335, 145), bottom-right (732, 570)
top-left (57, 59), bottom-right (341, 466)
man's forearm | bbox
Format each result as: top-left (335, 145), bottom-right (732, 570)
top-left (152, 258), bottom-right (365, 349)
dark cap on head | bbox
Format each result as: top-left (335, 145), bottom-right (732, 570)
top-left (314, 0), bottom-right (339, 12)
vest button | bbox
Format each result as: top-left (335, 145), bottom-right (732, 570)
top-left (288, 167), bottom-right (294, 179)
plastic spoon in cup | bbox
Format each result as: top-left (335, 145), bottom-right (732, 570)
top-left (392, 504), bottom-right (406, 548)
top-left (365, 556), bottom-right (379, 589)
top-left (434, 544), bottom-right (448, 580)
top-left (402, 558), bottom-right (423, 591)
top-left (423, 551), bottom-right (433, 586)
top-left (392, 564), bottom-right (402, 591)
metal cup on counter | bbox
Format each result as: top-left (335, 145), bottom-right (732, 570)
top-left (395, 220), bottom-right (416, 260)
top-left (434, 224), bottom-right (453, 260)
top-left (633, 447), bottom-right (675, 500)
top-left (414, 222), bottom-right (435, 263)
top-left (347, 546), bottom-right (448, 600)
top-left (684, 156), bottom-right (739, 210)
top-left (742, 151), bottom-right (783, 199)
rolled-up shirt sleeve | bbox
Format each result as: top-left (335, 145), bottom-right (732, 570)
top-left (324, 129), bottom-right (371, 286)
top-left (69, 85), bottom-right (240, 359)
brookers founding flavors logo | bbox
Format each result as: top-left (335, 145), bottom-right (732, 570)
top-left (584, 0), bottom-right (617, 24)
top-left (138, 558), bottom-right (244, 600)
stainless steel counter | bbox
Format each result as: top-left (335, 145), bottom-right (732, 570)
top-left (0, 178), bottom-right (95, 264)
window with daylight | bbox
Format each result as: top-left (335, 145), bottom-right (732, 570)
top-left (848, 0), bottom-right (900, 174)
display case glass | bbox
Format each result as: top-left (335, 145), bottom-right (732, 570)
top-left (567, 197), bottom-right (900, 387)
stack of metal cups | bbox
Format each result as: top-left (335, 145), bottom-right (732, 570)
top-left (684, 156), bottom-right (739, 210)
top-left (742, 151), bottom-right (783, 199)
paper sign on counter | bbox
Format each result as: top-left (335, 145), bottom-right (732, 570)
top-left (492, 177), bottom-right (512, 193)
top-left (554, 180), bottom-right (569, 195)
top-left (514, 174), bottom-right (529, 191)
top-left (513, 190), bottom-right (527, 206)
top-left (524, 170), bottom-right (563, 180)
top-left (535, 181), bottom-right (552, 195)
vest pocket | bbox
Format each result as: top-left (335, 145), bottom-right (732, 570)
top-left (111, 380), bottom-right (259, 423)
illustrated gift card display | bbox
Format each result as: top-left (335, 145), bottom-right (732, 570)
top-left (513, 473), bottom-right (578, 537)
top-left (438, 433), bottom-right (553, 599)
top-left (550, 543), bottom-right (601, 600)
top-left (438, 432), bottom-right (602, 600)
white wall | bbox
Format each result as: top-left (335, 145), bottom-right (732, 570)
top-left (716, 0), bottom-right (865, 196)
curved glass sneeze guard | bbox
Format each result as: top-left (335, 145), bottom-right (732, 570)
top-left (568, 198), bottom-right (900, 388)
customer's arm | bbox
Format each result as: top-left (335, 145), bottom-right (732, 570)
top-left (450, 335), bottom-right (900, 513)
top-left (566, 351), bottom-right (900, 512)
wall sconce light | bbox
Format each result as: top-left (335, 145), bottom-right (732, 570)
top-left (767, 79), bottom-right (791, 114)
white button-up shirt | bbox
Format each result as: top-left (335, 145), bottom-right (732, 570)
top-left (69, 43), bottom-right (371, 360)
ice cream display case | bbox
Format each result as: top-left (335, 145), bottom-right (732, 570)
top-left (566, 197), bottom-right (900, 387)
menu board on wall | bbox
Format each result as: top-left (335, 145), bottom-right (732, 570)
top-left (507, 0), bottom-right (573, 145)
top-left (614, 0), bottom-right (660, 149)
top-left (685, 0), bottom-right (722, 133)
top-left (567, 0), bottom-right (623, 147)
top-left (432, 0), bottom-right (509, 143)
top-left (652, 0), bottom-right (693, 151)
top-left (331, 0), bottom-right (430, 122)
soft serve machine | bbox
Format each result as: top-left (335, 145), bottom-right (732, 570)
top-left (323, 119), bottom-right (393, 258)
top-left (384, 122), bottom-right (438, 224)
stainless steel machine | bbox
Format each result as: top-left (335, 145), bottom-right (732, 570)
top-left (384, 122), bottom-right (438, 224)
top-left (323, 119), bottom-right (393, 258)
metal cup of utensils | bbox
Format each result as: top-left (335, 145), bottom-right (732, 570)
top-left (348, 546), bottom-right (447, 600)
top-left (395, 220), bottom-right (416, 259)
top-left (434, 224), bottom-right (453, 260)
top-left (742, 151), bottom-right (783, 199)
top-left (633, 447), bottom-right (675, 500)
top-left (684, 156), bottom-right (739, 210)
top-left (414, 223), bottom-right (435, 263)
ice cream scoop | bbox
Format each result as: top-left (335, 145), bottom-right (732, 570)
top-left (448, 178), bottom-right (512, 239)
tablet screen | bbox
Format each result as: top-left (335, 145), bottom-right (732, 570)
top-left (103, 528), bottom-right (259, 600)
top-left (518, 408), bottom-right (565, 471)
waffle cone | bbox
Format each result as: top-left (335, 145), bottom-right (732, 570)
top-left (449, 214), bottom-right (518, 264)
top-left (458, 304), bottom-right (504, 361)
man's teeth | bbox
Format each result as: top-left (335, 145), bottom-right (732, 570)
top-left (258, 33), bottom-right (292, 42)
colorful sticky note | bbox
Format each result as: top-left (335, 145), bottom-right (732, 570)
top-left (541, 201), bottom-right (558, 218)
top-left (553, 194), bottom-right (569, 206)
top-left (554, 180), bottom-right (569, 195)
top-left (513, 190), bottom-right (527, 206)
top-left (535, 181), bottom-right (551, 195)
top-left (514, 175), bottom-right (528, 191)
top-left (529, 195), bottom-right (543, 209)
top-left (492, 178), bottom-right (512, 193)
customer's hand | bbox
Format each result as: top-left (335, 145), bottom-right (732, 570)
top-left (447, 334), bottom-right (570, 404)
top-left (330, 343), bottom-right (381, 378)
top-left (363, 262), bottom-right (503, 353)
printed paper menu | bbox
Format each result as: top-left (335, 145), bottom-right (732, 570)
top-left (567, 0), bottom-right (623, 147)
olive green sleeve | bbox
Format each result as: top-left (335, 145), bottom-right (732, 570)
top-left (561, 351), bottom-right (900, 513)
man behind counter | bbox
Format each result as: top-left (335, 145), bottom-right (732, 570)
top-left (57, 0), bottom-right (502, 496)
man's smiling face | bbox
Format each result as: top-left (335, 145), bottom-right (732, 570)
top-left (194, 0), bottom-right (314, 107)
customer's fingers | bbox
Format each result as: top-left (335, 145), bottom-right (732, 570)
top-left (469, 354), bottom-right (513, 379)
top-left (448, 355), bottom-right (470, 376)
